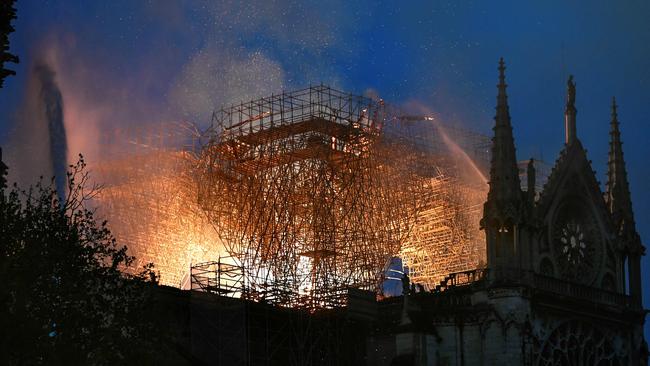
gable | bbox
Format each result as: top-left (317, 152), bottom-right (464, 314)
top-left (533, 141), bottom-right (621, 288)
top-left (536, 141), bottom-right (612, 231)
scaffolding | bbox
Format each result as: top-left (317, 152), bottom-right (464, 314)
top-left (90, 85), bottom-right (491, 303)
top-left (383, 114), bottom-right (489, 289)
top-left (92, 122), bottom-right (223, 286)
top-left (190, 257), bottom-right (244, 296)
top-left (399, 174), bottom-right (487, 288)
top-left (196, 86), bottom-right (424, 310)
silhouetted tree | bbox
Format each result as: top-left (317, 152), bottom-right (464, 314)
top-left (1, 0), bottom-right (19, 88)
top-left (0, 148), bottom-right (7, 190)
top-left (0, 156), bottom-right (162, 365)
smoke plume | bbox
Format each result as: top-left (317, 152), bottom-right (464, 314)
top-left (5, 56), bottom-right (68, 198)
top-left (34, 62), bottom-right (67, 200)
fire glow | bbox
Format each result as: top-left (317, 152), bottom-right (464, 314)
top-left (33, 79), bottom-right (490, 303)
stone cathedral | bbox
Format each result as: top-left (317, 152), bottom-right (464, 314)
top-left (21, 58), bottom-right (640, 365)
top-left (385, 59), bottom-right (647, 365)
top-left (79, 59), bottom-right (648, 365)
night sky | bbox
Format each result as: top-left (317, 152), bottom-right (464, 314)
top-left (2, 1), bottom-right (649, 335)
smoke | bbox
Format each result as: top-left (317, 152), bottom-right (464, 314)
top-left (3, 0), bottom-right (363, 170)
top-left (4, 53), bottom-right (68, 198)
top-left (0, 0), bottom-right (378, 285)
top-left (4, 39), bottom-right (145, 192)
top-left (34, 63), bottom-right (67, 200)
top-left (169, 48), bottom-right (285, 125)
top-left (1, 30), bottom-right (292, 285)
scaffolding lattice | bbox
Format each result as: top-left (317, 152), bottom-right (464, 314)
top-left (383, 115), bottom-right (489, 289)
top-left (400, 173), bottom-right (487, 288)
top-left (92, 122), bottom-right (223, 286)
top-left (196, 86), bottom-right (424, 310)
top-left (91, 86), bottom-right (491, 303)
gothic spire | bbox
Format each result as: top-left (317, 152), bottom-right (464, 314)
top-left (606, 97), bottom-right (637, 237)
top-left (565, 75), bottom-right (578, 145)
top-left (487, 58), bottom-right (521, 204)
top-left (482, 59), bottom-right (526, 273)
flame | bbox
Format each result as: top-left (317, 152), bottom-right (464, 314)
top-left (92, 148), bottom-right (226, 287)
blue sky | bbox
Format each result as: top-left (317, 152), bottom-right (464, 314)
top-left (2, 0), bottom-right (650, 335)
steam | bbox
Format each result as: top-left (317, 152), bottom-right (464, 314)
top-left (431, 120), bottom-right (488, 185)
top-left (4, 1), bottom-right (489, 287)
top-left (400, 100), bottom-right (489, 188)
top-left (34, 63), bottom-right (68, 200)
top-left (169, 48), bottom-right (285, 124)
top-left (0, 7), bottom-right (313, 285)
top-left (4, 55), bottom-right (68, 198)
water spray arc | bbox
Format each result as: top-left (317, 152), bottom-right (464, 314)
top-left (383, 113), bottom-right (490, 289)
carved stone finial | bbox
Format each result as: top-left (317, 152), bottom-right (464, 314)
top-left (527, 158), bottom-right (536, 204)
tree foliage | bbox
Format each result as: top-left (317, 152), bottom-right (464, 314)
top-left (0, 156), bottom-right (161, 365)
top-left (1, 0), bottom-right (19, 88)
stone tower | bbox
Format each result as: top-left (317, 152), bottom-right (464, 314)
top-left (481, 58), bottom-right (528, 275)
top-left (606, 97), bottom-right (645, 307)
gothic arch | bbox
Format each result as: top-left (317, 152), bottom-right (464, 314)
top-left (534, 320), bottom-right (628, 366)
